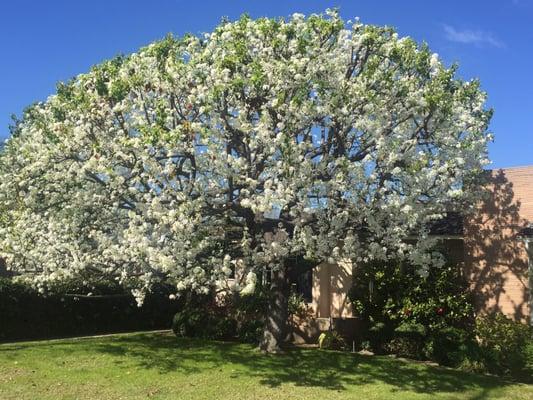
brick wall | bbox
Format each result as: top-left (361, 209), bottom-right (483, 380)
top-left (464, 166), bottom-right (533, 323)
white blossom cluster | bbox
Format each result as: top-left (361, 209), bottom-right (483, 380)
top-left (0, 10), bottom-right (492, 303)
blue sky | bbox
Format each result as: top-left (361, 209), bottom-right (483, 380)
top-left (1, 0), bottom-right (531, 168)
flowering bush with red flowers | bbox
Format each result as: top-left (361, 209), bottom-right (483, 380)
top-left (348, 254), bottom-right (533, 380)
top-left (348, 255), bottom-right (474, 354)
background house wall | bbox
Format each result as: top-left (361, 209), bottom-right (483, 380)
top-left (464, 166), bottom-right (533, 324)
top-left (310, 262), bottom-right (353, 319)
top-left (291, 261), bottom-right (356, 344)
top-left (300, 165), bottom-right (533, 341)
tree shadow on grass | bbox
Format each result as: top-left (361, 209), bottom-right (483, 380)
top-left (90, 333), bottom-right (519, 396)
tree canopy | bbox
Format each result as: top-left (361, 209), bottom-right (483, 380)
top-left (0, 10), bottom-right (491, 350)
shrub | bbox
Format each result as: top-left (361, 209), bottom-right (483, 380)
top-left (456, 352), bottom-right (489, 375)
top-left (232, 290), bottom-right (268, 343)
top-left (171, 301), bottom-right (211, 338)
top-left (171, 289), bottom-right (269, 343)
top-left (171, 288), bottom-right (316, 345)
top-left (171, 293), bottom-right (237, 340)
top-left (523, 340), bottom-right (533, 380)
top-left (318, 330), bottom-right (346, 350)
top-left (367, 321), bottom-right (390, 353)
top-left (287, 292), bottom-right (307, 316)
top-left (348, 259), bottom-right (474, 350)
top-left (475, 313), bottom-right (532, 376)
top-left (424, 326), bottom-right (475, 366)
top-left (420, 314), bottom-right (533, 379)
top-left (237, 318), bottom-right (264, 343)
top-left (387, 322), bottom-right (427, 359)
top-left (387, 337), bottom-right (421, 359)
top-left (395, 321), bottom-right (427, 338)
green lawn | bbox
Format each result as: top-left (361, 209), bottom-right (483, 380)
top-left (1, 332), bottom-right (532, 400)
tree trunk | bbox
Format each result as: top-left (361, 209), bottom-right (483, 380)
top-left (259, 264), bottom-right (289, 353)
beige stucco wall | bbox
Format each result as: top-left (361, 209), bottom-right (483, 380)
top-left (309, 261), bottom-right (353, 318)
top-left (291, 261), bottom-right (355, 343)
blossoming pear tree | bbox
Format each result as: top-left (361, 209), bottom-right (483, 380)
top-left (0, 10), bottom-right (491, 352)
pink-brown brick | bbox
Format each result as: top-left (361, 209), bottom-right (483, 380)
top-left (464, 166), bottom-right (533, 323)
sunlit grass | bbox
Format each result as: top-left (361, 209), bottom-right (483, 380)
top-left (1, 331), bottom-right (532, 400)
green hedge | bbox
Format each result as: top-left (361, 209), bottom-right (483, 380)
top-left (172, 289), bottom-right (269, 343)
top-left (0, 278), bottom-right (183, 342)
